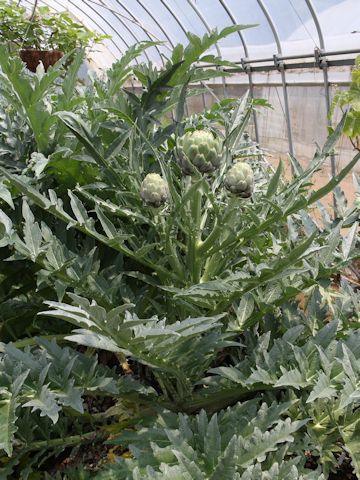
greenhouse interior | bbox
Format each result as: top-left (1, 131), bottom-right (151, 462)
top-left (1, 0), bottom-right (360, 478)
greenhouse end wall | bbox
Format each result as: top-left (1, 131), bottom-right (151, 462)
top-left (186, 67), bottom-right (356, 174)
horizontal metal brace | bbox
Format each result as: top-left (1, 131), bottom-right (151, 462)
top-left (241, 48), bottom-right (360, 65)
top-left (130, 79), bottom-right (351, 89)
top-left (222, 57), bottom-right (356, 74)
top-left (201, 47), bottom-right (360, 70)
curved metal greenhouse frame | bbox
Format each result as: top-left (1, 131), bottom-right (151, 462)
top-left (17, 0), bottom-right (360, 162)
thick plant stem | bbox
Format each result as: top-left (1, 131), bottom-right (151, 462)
top-left (161, 216), bottom-right (183, 278)
top-left (14, 334), bottom-right (68, 349)
top-left (189, 187), bottom-right (203, 284)
top-left (27, 430), bottom-right (104, 451)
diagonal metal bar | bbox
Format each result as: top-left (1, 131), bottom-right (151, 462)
top-left (76, 0), bottom-right (151, 64)
top-left (159, 0), bottom-right (235, 110)
top-left (304, 0), bottom-right (336, 212)
top-left (218, 0), bottom-right (259, 142)
top-left (157, 0), bottom-right (201, 116)
top-left (79, 0), bottom-right (138, 89)
top-left (256, 0), bottom-right (294, 156)
top-left (304, 0), bottom-right (336, 178)
top-left (132, 0), bottom-right (177, 117)
top-left (218, 0), bottom-right (248, 57)
top-left (256, 0), bottom-right (281, 52)
top-left (187, 0), bottom-right (222, 58)
top-left (186, 0), bottom-right (226, 104)
top-left (135, 0), bottom-right (174, 49)
top-left (112, 0), bottom-right (164, 65)
top-left (77, 0), bottom-right (132, 56)
top-left (88, 0), bottom-right (165, 45)
top-left (304, 0), bottom-right (325, 49)
top-left (91, 0), bottom-right (151, 63)
top-left (159, 0), bottom-right (189, 38)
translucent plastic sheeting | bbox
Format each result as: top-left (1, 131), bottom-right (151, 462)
top-left (18, 0), bottom-right (360, 70)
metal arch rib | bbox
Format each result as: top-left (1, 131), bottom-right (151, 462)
top-left (186, 0), bottom-right (222, 58)
top-left (256, 0), bottom-right (294, 156)
top-left (132, 0), bottom-right (179, 116)
top-left (160, 0), bottom-right (244, 61)
top-left (135, 0), bottom-right (174, 49)
top-left (20, 0), bottom-right (122, 59)
top-left (135, 0), bottom-right (184, 115)
top-left (303, 0), bottom-right (328, 114)
top-left (113, 0), bottom-right (164, 65)
top-left (88, 0), bottom-right (165, 46)
top-left (159, 0), bottom-right (226, 59)
top-left (157, 0), bottom-right (197, 116)
top-left (302, 0), bottom-right (329, 113)
top-left (143, 0), bottom-right (224, 107)
top-left (256, 0), bottom-right (282, 54)
top-left (217, 0), bottom-right (260, 141)
top-left (186, 0), bottom-right (226, 105)
top-left (133, 0), bottom-right (182, 117)
top-left (90, 0), bottom-right (151, 64)
top-left (83, 0), bottom-right (151, 63)
top-left (80, 0), bottom-right (141, 69)
top-left (159, 0), bottom-right (189, 37)
top-left (304, 0), bottom-right (325, 49)
top-left (218, 0), bottom-right (248, 57)
top-left (76, 0), bottom-right (129, 54)
top-left (76, 0), bottom-right (140, 60)
top-left (159, 0), bottom-right (228, 106)
top-left (304, 0), bottom-right (336, 184)
top-left (133, 0), bottom-right (195, 114)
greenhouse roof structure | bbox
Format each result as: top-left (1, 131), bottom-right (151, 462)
top-left (18, 0), bottom-right (360, 171)
top-left (20, 0), bottom-right (360, 70)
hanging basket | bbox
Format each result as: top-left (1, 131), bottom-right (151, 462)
top-left (19, 49), bottom-right (64, 72)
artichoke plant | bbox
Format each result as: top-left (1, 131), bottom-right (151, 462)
top-left (140, 173), bottom-right (169, 207)
top-left (224, 161), bottom-right (254, 197)
top-left (176, 130), bottom-right (223, 174)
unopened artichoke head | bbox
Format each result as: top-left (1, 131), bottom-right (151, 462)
top-left (176, 130), bottom-right (223, 174)
top-left (225, 162), bottom-right (254, 198)
top-left (140, 173), bottom-right (169, 207)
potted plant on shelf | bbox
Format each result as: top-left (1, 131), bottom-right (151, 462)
top-left (0, 0), bottom-right (108, 71)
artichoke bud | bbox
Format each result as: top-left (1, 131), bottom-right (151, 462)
top-left (225, 162), bottom-right (254, 198)
top-left (140, 173), bottom-right (169, 207)
top-left (176, 130), bottom-right (223, 175)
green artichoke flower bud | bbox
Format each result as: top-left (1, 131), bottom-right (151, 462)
top-left (224, 162), bottom-right (254, 198)
top-left (176, 130), bottom-right (223, 174)
top-left (140, 173), bottom-right (169, 207)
